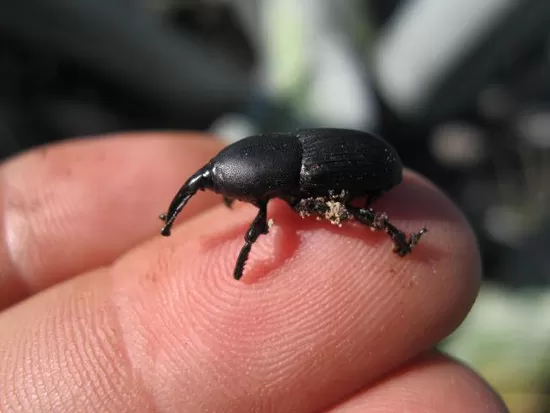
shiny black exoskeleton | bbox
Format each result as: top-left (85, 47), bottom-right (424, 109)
top-left (159, 128), bottom-right (426, 280)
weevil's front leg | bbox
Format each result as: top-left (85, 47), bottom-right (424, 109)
top-left (234, 201), bottom-right (269, 280)
top-left (347, 206), bottom-right (427, 256)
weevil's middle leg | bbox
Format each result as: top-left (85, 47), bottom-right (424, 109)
top-left (234, 201), bottom-right (269, 280)
top-left (347, 205), bottom-right (427, 255)
top-left (290, 195), bottom-right (352, 225)
top-left (292, 198), bottom-right (329, 216)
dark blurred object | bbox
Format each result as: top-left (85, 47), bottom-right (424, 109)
top-left (370, 0), bottom-right (550, 285)
top-left (1, 0), bottom-right (550, 288)
top-left (0, 0), bottom-right (253, 160)
top-left (373, 0), bottom-right (550, 123)
top-left (365, 0), bottom-right (403, 28)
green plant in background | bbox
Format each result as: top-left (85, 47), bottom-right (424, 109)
top-left (442, 284), bottom-right (550, 413)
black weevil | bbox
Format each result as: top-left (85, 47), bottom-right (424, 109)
top-left (159, 128), bottom-right (427, 280)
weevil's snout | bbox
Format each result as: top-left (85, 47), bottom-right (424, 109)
top-left (158, 214), bottom-right (172, 236)
top-left (158, 204), bottom-right (182, 237)
top-left (158, 166), bottom-right (213, 238)
top-left (159, 210), bottom-right (178, 236)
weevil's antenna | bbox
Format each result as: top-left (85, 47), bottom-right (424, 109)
top-left (159, 166), bottom-right (212, 236)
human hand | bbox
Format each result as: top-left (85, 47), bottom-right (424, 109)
top-left (0, 133), bottom-right (507, 412)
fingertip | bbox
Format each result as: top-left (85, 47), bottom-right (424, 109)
top-left (328, 351), bottom-right (508, 413)
top-left (104, 170), bottom-right (483, 411)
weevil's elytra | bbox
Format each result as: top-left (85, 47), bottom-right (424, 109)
top-left (159, 128), bottom-right (427, 280)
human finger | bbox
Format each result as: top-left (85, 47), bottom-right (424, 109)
top-left (0, 171), bottom-right (481, 412)
top-left (325, 351), bottom-right (508, 413)
top-left (0, 133), bottom-right (224, 310)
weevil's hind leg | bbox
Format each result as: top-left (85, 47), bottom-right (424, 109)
top-left (159, 166), bottom-right (212, 236)
top-left (234, 201), bottom-right (269, 280)
top-left (347, 206), bottom-right (427, 255)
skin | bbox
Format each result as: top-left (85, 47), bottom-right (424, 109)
top-left (0, 132), bottom-right (508, 413)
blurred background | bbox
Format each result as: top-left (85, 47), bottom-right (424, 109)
top-left (1, 0), bottom-right (549, 410)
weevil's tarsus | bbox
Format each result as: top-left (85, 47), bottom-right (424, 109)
top-left (234, 201), bottom-right (269, 280)
top-left (347, 206), bottom-right (427, 256)
top-left (160, 166), bottom-right (213, 236)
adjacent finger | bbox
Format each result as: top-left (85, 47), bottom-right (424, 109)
top-left (325, 351), bottom-right (508, 413)
top-left (0, 172), bottom-right (481, 412)
top-left (0, 133), bottom-right (224, 309)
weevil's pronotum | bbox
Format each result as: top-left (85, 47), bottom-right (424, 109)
top-left (159, 128), bottom-right (427, 280)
